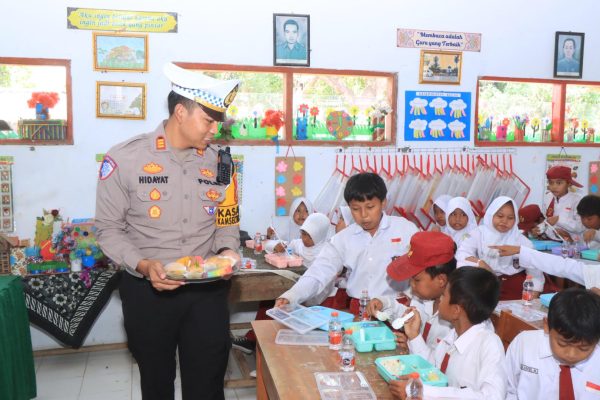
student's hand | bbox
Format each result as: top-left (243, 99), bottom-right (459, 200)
top-left (136, 259), bottom-right (185, 291)
top-left (555, 228), bottom-right (572, 242)
top-left (403, 308), bottom-right (421, 340)
top-left (546, 216), bottom-right (559, 226)
top-left (465, 256), bottom-right (479, 264)
top-left (394, 331), bottom-right (409, 354)
top-left (389, 378), bottom-right (409, 400)
top-left (218, 249), bottom-right (241, 280)
top-left (477, 260), bottom-right (493, 272)
top-left (583, 229), bottom-right (597, 243)
top-left (267, 227), bottom-right (275, 239)
top-left (532, 226), bottom-right (542, 236)
top-left (275, 298), bottom-right (289, 308)
top-left (366, 298), bottom-right (383, 317)
top-left (489, 245), bottom-right (521, 257)
top-left (273, 243), bottom-right (286, 253)
top-left (531, 291), bottom-right (540, 299)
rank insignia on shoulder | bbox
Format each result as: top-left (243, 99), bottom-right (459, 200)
top-left (143, 162), bottom-right (164, 174)
top-left (148, 205), bottom-right (161, 219)
top-left (99, 155), bottom-right (117, 180)
top-left (196, 149), bottom-right (205, 156)
top-left (203, 206), bottom-right (217, 216)
top-left (200, 168), bottom-right (215, 178)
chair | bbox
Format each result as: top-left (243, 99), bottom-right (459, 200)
top-left (495, 310), bottom-right (538, 351)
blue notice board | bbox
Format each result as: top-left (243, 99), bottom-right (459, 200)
top-left (404, 90), bottom-right (471, 142)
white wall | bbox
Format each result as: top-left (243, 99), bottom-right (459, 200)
top-left (3, 0), bottom-right (600, 348)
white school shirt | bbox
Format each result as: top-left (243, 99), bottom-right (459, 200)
top-left (586, 230), bottom-right (600, 250)
top-left (456, 227), bottom-right (545, 291)
top-left (519, 246), bottom-right (600, 289)
top-left (380, 295), bottom-right (452, 349)
top-left (279, 214), bottom-right (419, 305)
top-left (543, 191), bottom-right (585, 239)
top-left (409, 323), bottom-right (507, 400)
top-left (506, 330), bottom-right (600, 399)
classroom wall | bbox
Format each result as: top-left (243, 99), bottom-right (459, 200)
top-left (3, 0), bottom-right (600, 348)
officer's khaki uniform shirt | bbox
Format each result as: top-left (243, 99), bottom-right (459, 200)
top-left (95, 121), bottom-right (240, 277)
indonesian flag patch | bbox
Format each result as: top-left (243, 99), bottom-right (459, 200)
top-left (99, 155), bottom-right (117, 180)
top-left (586, 381), bottom-right (600, 393)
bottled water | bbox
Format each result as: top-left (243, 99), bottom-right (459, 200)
top-left (406, 372), bottom-right (423, 400)
top-left (328, 312), bottom-right (342, 350)
top-left (253, 232), bottom-right (263, 255)
top-left (359, 289), bottom-right (370, 321)
top-left (522, 275), bottom-right (534, 306)
top-left (339, 328), bottom-right (355, 372)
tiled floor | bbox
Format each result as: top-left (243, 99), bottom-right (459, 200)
top-left (33, 348), bottom-right (257, 400)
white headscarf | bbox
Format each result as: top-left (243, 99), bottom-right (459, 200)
top-left (292, 213), bottom-right (330, 267)
top-left (431, 194), bottom-right (452, 233)
top-left (286, 197), bottom-right (314, 241)
top-left (339, 205), bottom-right (354, 225)
top-left (480, 196), bottom-right (523, 269)
top-left (445, 197), bottom-right (478, 245)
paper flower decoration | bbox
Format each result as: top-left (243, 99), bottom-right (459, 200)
top-left (275, 186), bottom-right (286, 197)
top-left (292, 174), bottom-right (303, 184)
top-left (261, 109), bottom-right (285, 131)
top-left (276, 160), bottom-right (288, 173)
top-left (277, 198), bottom-right (287, 206)
top-left (293, 161), bottom-right (304, 172)
top-left (27, 92), bottom-right (60, 109)
top-left (276, 175), bottom-right (286, 184)
top-left (291, 187), bottom-right (303, 197)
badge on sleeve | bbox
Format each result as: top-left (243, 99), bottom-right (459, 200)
top-left (99, 155), bottom-right (117, 180)
top-left (203, 206), bottom-right (217, 215)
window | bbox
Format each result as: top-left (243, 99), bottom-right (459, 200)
top-left (475, 77), bottom-right (600, 147)
top-left (177, 63), bottom-right (397, 146)
top-left (0, 58), bottom-right (72, 145)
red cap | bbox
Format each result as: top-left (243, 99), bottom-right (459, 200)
top-left (387, 231), bottom-right (455, 282)
top-left (546, 166), bottom-right (582, 188)
top-left (518, 204), bottom-right (544, 231)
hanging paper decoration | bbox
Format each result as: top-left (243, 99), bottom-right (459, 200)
top-left (274, 156), bottom-right (306, 216)
top-left (232, 154), bottom-right (244, 205)
top-left (546, 154), bottom-right (582, 194)
top-left (405, 91), bottom-right (471, 141)
top-left (0, 156), bottom-right (14, 233)
top-left (326, 111), bottom-right (354, 139)
top-left (589, 162), bottom-right (600, 195)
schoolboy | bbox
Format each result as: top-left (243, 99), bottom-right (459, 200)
top-left (275, 172), bottom-right (419, 314)
top-left (389, 268), bottom-right (506, 400)
top-left (577, 194), bottom-right (600, 248)
top-left (537, 166), bottom-right (584, 240)
top-left (505, 288), bottom-right (600, 399)
top-left (518, 204), bottom-right (545, 237)
top-left (367, 231), bottom-right (455, 350)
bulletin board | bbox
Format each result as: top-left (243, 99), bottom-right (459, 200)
top-left (589, 161), bottom-right (600, 195)
top-left (404, 90), bottom-right (471, 142)
top-left (0, 157), bottom-right (14, 233)
top-left (274, 156), bottom-right (305, 216)
top-left (546, 154), bottom-right (582, 193)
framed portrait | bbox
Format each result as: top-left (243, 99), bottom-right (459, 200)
top-left (96, 81), bottom-right (146, 120)
top-left (93, 32), bottom-right (148, 72)
top-left (554, 31), bottom-right (584, 79)
top-left (273, 14), bottom-right (310, 67)
top-left (419, 50), bottom-right (462, 85)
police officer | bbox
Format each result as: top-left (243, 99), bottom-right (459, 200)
top-left (95, 63), bottom-right (241, 400)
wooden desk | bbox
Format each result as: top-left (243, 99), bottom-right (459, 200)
top-left (253, 320), bottom-right (395, 400)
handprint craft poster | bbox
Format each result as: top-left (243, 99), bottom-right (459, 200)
top-left (404, 91), bottom-right (471, 141)
top-left (274, 156), bottom-right (306, 216)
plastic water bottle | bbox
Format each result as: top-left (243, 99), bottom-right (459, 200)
top-left (339, 328), bottom-right (355, 371)
top-left (359, 289), bottom-right (370, 321)
top-left (522, 275), bottom-right (534, 306)
top-left (406, 372), bottom-right (423, 400)
top-left (328, 312), bottom-right (342, 350)
top-left (253, 232), bottom-right (263, 255)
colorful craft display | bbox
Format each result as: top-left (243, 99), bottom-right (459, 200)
top-left (589, 161), bottom-right (600, 195)
top-left (326, 111), bottom-right (354, 139)
top-left (274, 156), bottom-right (306, 216)
top-left (405, 91), bottom-right (471, 142)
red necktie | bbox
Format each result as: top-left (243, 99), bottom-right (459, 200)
top-left (422, 322), bottom-right (432, 342)
top-left (440, 352), bottom-right (450, 373)
top-left (559, 365), bottom-right (575, 400)
top-left (546, 198), bottom-right (555, 218)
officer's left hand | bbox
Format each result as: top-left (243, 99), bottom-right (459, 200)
top-left (219, 249), bottom-right (241, 280)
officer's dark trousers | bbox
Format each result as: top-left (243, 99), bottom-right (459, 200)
top-left (120, 272), bottom-right (231, 400)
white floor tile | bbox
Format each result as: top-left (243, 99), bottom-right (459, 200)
top-left (224, 388), bottom-right (238, 399)
top-left (79, 371), bottom-right (131, 397)
top-left (35, 375), bottom-right (83, 399)
top-left (86, 349), bottom-right (133, 375)
top-left (37, 353), bottom-right (88, 380)
top-left (236, 387), bottom-right (257, 400)
top-left (78, 389), bottom-right (131, 400)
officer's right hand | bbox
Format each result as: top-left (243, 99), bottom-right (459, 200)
top-left (366, 298), bottom-right (383, 317)
top-left (137, 259), bottom-right (185, 291)
top-left (275, 297), bottom-right (289, 308)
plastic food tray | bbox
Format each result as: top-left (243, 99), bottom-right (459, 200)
top-left (540, 292), bottom-right (557, 308)
top-left (265, 253), bottom-right (303, 268)
top-left (314, 371), bottom-right (376, 400)
top-left (530, 240), bottom-right (562, 251)
top-left (267, 305), bottom-right (353, 334)
top-left (350, 324), bottom-right (396, 352)
top-left (581, 249), bottom-right (599, 261)
top-left (275, 329), bottom-right (329, 346)
top-left (375, 354), bottom-right (448, 387)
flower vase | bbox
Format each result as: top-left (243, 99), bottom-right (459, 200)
top-left (296, 117), bottom-right (308, 140)
top-left (496, 126), bottom-right (507, 141)
top-left (372, 116), bottom-right (385, 141)
top-left (514, 128), bottom-right (524, 141)
top-left (265, 126), bottom-right (278, 138)
top-left (35, 103), bottom-right (47, 120)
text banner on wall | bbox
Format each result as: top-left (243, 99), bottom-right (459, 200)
top-left (397, 29), bottom-right (481, 52)
top-left (404, 91), bottom-right (471, 142)
top-left (67, 8), bottom-right (178, 33)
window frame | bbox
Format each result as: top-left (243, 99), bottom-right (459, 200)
top-left (0, 57), bottom-right (73, 146)
top-left (475, 75), bottom-right (600, 147)
top-left (175, 62), bottom-right (397, 147)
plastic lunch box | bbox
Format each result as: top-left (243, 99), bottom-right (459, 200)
top-left (375, 354), bottom-right (448, 387)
